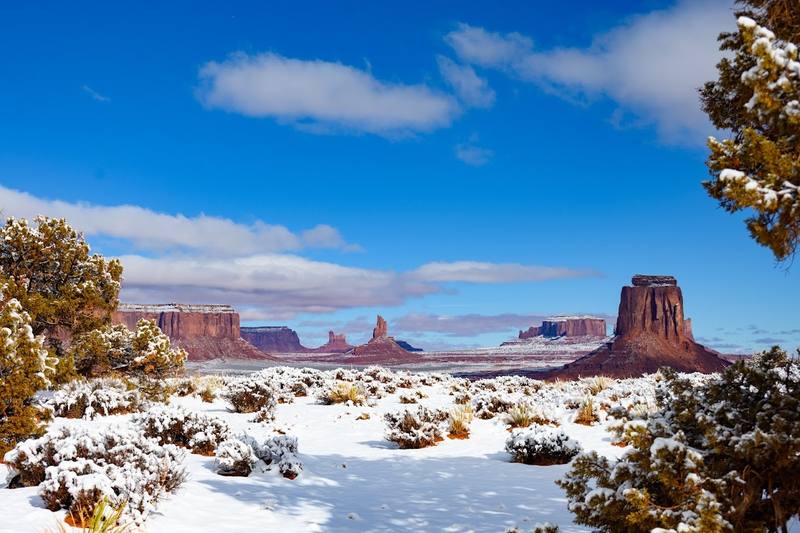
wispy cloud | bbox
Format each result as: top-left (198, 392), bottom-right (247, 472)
top-left (0, 185), bottom-right (357, 255)
top-left (454, 141), bottom-right (493, 166)
top-left (445, 0), bottom-right (733, 140)
top-left (197, 52), bottom-right (459, 136)
top-left (409, 261), bottom-right (595, 283)
top-left (436, 55), bottom-right (495, 108)
top-left (82, 85), bottom-right (110, 102)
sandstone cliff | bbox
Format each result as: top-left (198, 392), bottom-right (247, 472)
top-left (545, 276), bottom-right (728, 379)
top-left (241, 326), bottom-right (308, 353)
top-left (112, 303), bottom-right (272, 361)
top-left (519, 317), bottom-right (607, 339)
top-left (309, 331), bottom-right (354, 353)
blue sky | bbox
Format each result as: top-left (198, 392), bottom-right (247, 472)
top-left (1, 0), bottom-right (797, 353)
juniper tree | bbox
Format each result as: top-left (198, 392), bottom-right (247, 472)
top-left (0, 217), bottom-right (123, 359)
top-left (701, 0), bottom-right (800, 260)
top-left (558, 347), bottom-right (800, 532)
top-left (0, 293), bottom-right (55, 456)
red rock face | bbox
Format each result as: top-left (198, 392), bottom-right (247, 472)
top-left (373, 315), bottom-right (388, 340)
top-left (545, 276), bottom-right (728, 379)
top-left (519, 317), bottom-right (606, 339)
top-left (307, 331), bottom-right (353, 353)
top-left (112, 304), bottom-right (273, 361)
top-left (241, 326), bottom-right (308, 353)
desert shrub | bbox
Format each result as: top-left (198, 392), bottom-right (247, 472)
top-left (239, 434), bottom-right (303, 479)
top-left (573, 397), bottom-right (598, 426)
top-left (399, 392), bottom-right (417, 404)
top-left (385, 406), bottom-right (445, 449)
top-left (132, 404), bottom-right (230, 455)
top-left (222, 376), bottom-right (277, 414)
top-left (215, 438), bottom-right (256, 477)
top-left (48, 378), bottom-right (139, 420)
top-left (0, 296), bottom-right (55, 455)
top-left (558, 348), bottom-right (800, 532)
top-left (471, 391), bottom-right (515, 419)
top-left (584, 375), bottom-right (614, 395)
top-left (319, 381), bottom-right (366, 406)
top-left (4, 425), bottom-right (185, 524)
top-left (504, 403), bottom-right (557, 428)
top-left (64, 496), bottom-right (131, 531)
top-left (506, 426), bottom-right (581, 466)
top-left (447, 404), bottom-right (474, 439)
top-left (70, 325), bottom-right (131, 378)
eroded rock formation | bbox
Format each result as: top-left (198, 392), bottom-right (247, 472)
top-left (112, 303), bottom-right (272, 361)
top-left (519, 317), bottom-right (607, 339)
top-left (241, 326), bottom-right (308, 353)
top-left (545, 276), bottom-right (728, 379)
top-left (346, 316), bottom-right (421, 363)
top-left (310, 331), bottom-right (354, 353)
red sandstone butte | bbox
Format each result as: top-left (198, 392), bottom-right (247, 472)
top-left (545, 275), bottom-right (729, 379)
top-left (519, 317), bottom-right (607, 339)
top-left (344, 316), bottom-right (421, 364)
top-left (112, 303), bottom-right (273, 361)
top-left (309, 331), bottom-right (354, 353)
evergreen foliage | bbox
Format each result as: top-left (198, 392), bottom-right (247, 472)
top-left (701, 1), bottom-right (800, 260)
top-left (558, 347), bottom-right (800, 532)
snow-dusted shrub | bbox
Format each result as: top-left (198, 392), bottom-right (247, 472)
top-left (239, 434), bottom-right (302, 479)
top-left (384, 406), bottom-right (445, 449)
top-left (471, 391), bottom-right (515, 419)
top-left (506, 426), bottom-right (581, 466)
top-left (215, 438), bottom-right (256, 477)
top-left (133, 404), bottom-right (230, 455)
top-left (504, 403), bottom-right (557, 428)
top-left (447, 404), bottom-right (474, 439)
top-left (398, 392), bottom-right (417, 404)
top-left (318, 381), bottom-right (366, 406)
top-left (559, 348), bottom-right (800, 532)
top-left (222, 376), bottom-right (277, 415)
top-left (584, 375), bottom-right (614, 395)
top-left (3, 425), bottom-right (185, 523)
top-left (48, 378), bottom-right (139, 420)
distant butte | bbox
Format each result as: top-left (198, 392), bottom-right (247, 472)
top-left (519, 316), bottom-right (607, 339)
top-left (344, 316), bottom-right (422, 363)
top-left (543, 275), bottom-right (729, 379)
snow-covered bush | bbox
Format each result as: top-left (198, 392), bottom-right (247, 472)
top-left (318, 381), bottom-right (366, 406)
top-left (3, 425), bottom-right (185, 523)
top-left (222, 376), bottom-right (277, 415)
top-left (48, 378), bottom-right (139, 419)
top-left (559, 347), bottom-right (800, 532)
top-left (215, 438), bottom-right (256, 477)
top-left (506, 426), bottom-right (581, 466)
top-left (398, 392), bottom-right (417, 404)
top-left (0, 295), bottom-right (54, 455)
top-left (471, 391), bottom-right (515, 419)
top-left (239, 434), bottom-right (303, 479)
top-left (133, 404), bottom-right (230, 455)
top-left (572, 396), bottom-right (598, 426)
top-left (384, 406), bottom-right (445, 449)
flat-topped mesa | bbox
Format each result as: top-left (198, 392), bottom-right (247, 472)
top-left (241, 326), bottom-right (308, 353)
top-left (519, 316), bottom-right (607, 339)
top-left (545, 275), bottom-right (728, 379)
top-left (112, 302), bottom-right (272, 361)
top-left (631, 275), bottom-right (677, 287)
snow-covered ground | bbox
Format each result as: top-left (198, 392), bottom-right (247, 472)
top-left (1, 367), bottom-right (659, 532)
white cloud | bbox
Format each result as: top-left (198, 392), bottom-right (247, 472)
top-left (393, 312), bottom-right (549, 337)
top-left (197, 52), bottom-right (459, 135)
top-left (436, 55), bottom-right (495, 108)
top-left (82, 85), bottom-right (110, 102)
top-left (446, 0), bottom-right (734, 139)
top-left (0, 184), bottom-right (356, 255)
top-left (454, 142), bottom-right (493, 166)
top-left (409, 261), bottom-right (594, 283)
